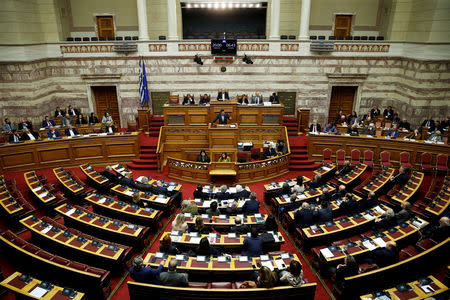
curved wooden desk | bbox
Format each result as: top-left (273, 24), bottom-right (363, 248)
top-left (308, 134), bottom-right (449, 169)
top-left (0, 133), bottom-right (139, 172)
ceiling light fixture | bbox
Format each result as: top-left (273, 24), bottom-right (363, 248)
top-left (186, 3), bottom-right (191, 8)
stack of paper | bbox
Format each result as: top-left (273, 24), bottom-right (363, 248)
top-left (373, 237), bottom-right (386, 248)
top-left (362, 240), bottom-right (376, 251)
top-left (320, 248), bottom-right (334, 258)
top-left (261, 260), bottom-right (274, 271)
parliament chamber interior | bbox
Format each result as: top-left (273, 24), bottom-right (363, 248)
top-left (0, 0), bottom-right (449, 299)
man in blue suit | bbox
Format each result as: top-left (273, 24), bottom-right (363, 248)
top-left (120, 172), bottom-right (136, 188)
top-left (313, 201), bottom-right (332, 223)
top-left (242, 192), bottom-right (260, 215)
top-left (386, 126), bottom-right (399, 138)
top-left (129, 256), bottom-right (165, 284)
top-left (64, 125), bottom-right (79, 137)
top-left (153, 180), bottom-right (168, 195)
top-left (242, 227), bottom-right (263, 257)
top-left (294, 202), bottom-right (314, 228)
top-left (211, 110), bottom-right (231, 125)
top-left (47, 126), bottom-right (60, 139)
top-left (42, 116), bottom-right (56, 128)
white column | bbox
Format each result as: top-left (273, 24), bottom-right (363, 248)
top-left (137, 0), bottom-right (149, 41)
top-left (167, 0), bottom-right (178, 40)
top-left (269, 0), bottom-right (280, 40)
top-left (299, 0), bottom-right (311, 40)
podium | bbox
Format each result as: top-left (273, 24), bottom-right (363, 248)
top-left (208, 123), bottom-right (238, 162)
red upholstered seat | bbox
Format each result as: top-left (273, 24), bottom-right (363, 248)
top-left (416, 239), bottom-right (437, 252)
top-left (421, 152), bottom-right (433, 173)
top-left (400, 152), bottom-right (412, 168)
top-left (436, 154), bottom-right (448, 173)
top-left (237, 151), bottom-right (248, 163)
top-left (51, 256), bottom-right (70, 266)
top-left (350, 149), bottom-right (360, 165)
top-left (323, 148), bottom-right (332, 164)
top-left (336, 149), bottom-right (345, 166)
top-left (210, 282), bottom-right (235, 289)
top-left (380, 151), bottom-right (393, 167)
top-left (251, 148), bottom-right (261, 160)
top-left (87, 267), bottom-right (107, 275)
top-left (36, 250), bottom-right (54, 260)
top-left (363, 150), bottom-right (374, 166)
top-left (188, 282), bottom-right (210, 289)
top-left (400, 245), bottom-right (419, 258)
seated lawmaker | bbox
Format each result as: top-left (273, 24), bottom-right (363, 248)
top-left (242, 227), bottom-right (263, 257)
top-left (199, 94), bottom-right (210, 105)
top-left (218, 152), bottom-right (231, 162)
top-left (100, 166), bottom-right (118, 181)
top-left (347, 124), bottom-right (359, 136)
top-left (75, 114), bottom-right (87, 125)
top-left (160, 235), bottom-right (179, 255)
top-left (308, 174), bottom-right (322, 189)
top-left (217, 88), bottom-right (229, 101)
top-left (120, 172), bottom-right (137, 188)
top-left (309, 120), bottom-right (321, 134)
top-left (206, 201), bottom-right (220, 216)
top-left (193, 185), bottom-right (203, 199)
top-left (211, 109), bottom-right (231, 125)
top-left (182, 94), bottom-right (195, 105)
top-left (8, 130), bottom-right (21, 143)
top-left (333, 254), bottom-right (359, 283)
top-left (276, 140), bottom-right (288, 154)
top-left (153, 180), bottom-right (168, 195)
top-left (313, 201), bottom-right (332, 223)
top-left (181, 200), bottom-right (199, 215)
top-left (374, 208), bottom-right (396, 229)
top-left (390, 166), bottom-right (409, 185)
top-left (160, 259), bottom-right (188, 287)
top-left (251, 92), bottom-right (263, 104)
top-left (370, 105), bottom-right (381, 118)
top-left (386, 125), bottom-right (399, 138)
top-left (339, 193), bottom-right (358, 215)
top-left (197, 150), bottom-right (210, 163)
top-left (263, 144), bottom-right (277, 159)
top-left (421, 116), bottom-right (435, 132)
top-left (102, 112), bottom-right (113, 124)
top-left (62, 113), bottom-right (73, 127)
top-left (392, 113), bottom-right (400, 124)
top-left (54, 106), bottom-right (65, 118)
top-left (22, 128), bottom-right (40, 141)
top-left (89, 112), bottom-right (99, 124)
top-left (18, 119), bottom-right (32, 131)
top-left (196, 237), bottom-right (220, 256)
top-left (365, 241), bottom-right (398, 268)
top-left (256, 266), bottom-right (278, 288)
top-left (269, 92), bottom-right (279, 104)
top-left (136, 176), bottom-right (153, 192)
top-left (129, 256), bottom-right (165, 284)
top-left (47, 126), bottom-right (60, 139)
top-left (216, 185), bottom-right (230, 201)
top-left (192, 217), bottom-right (211, 234)
top-left (398, 119), bottom-right (410, 131)
top-left (64, 125), bottom-right (79, 137)
top-left (238, 94), bottom-right (249, 104)
top-left (395, 201), bottom-right (412, 224)
top-left (235, 185), bottom-right (250, 200)
top-left (279, 260), bottom-right (304, 287)
top-left (42, 116), bottom-right (55, 128)
top-left (294, 202), bottom-right (314, 228)
top-left (429, 217), bottom-right (450, 242)
top-left (323, 122), bottom-right (338, 134)
top-left (172, 214), bottom-right (188, 233)
top-left (104, 122), bottom-right (116, 134)
top-left (383, 106), bottom-right (394, 120)
top-left (406, 129), bottom-right (422, 140)
top-left (67, 105), bottom-right (79, 116)
top-left (230, 216), bottom-right (250, 234)
top-left (336, 161), bottom-right (351, 176)
top-left (360, 192), bottom-right (378, 211)
top-left (242, 192), bottom-right (260, 215)
top-left (427, 130), bottom-right (442, 142)
top-left (361, 123), bottom-right (376, 135)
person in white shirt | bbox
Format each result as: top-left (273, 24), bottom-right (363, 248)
top-left (217, 88), bottom-right (229, 101)
top-left (102, 112), bottom-right (113, 124)
top-left (22, 128), bottom-right (39, 141)
top-left (64, 125), bottom-right (79, 137)
top-left (309, 120), bottom-right (321, 134)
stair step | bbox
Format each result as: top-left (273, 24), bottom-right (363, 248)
top-left (290, 154), bottom-right (309, 159)
top-left (132, 158), bottom-right (157, 163)
top-left (127, 163), bottom-right (157, 170)
top-left (289, 165), bottom-right (320, 170)
top-left (140, 149), bottom-right (156, 154)
top-left (140, 153), bottom-right (157, 159)
top-left (290, 160), bottom-right (317, 165)
top-left (283, 117), bottom-right (297, 122)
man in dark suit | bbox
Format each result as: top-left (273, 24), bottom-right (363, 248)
top-left (199, 94), bottom-right (210, 105)
top-left (332, 185), bottom-right (347, 200)
top-left (100, 166), bottom-right (118, 181)
top-left (395, 201), bottom-right (412, 224)
top-left (242, 192), bottom-right (260, 215)
top-left (390, 166), bottom-right (409, 185)
top-left (336, 161), bottom-right (351, 176)
top-left (42, 116), bottom-right (55, 128)
top-left (67, 105), bottom-right (79, 116)
top-left (313, 202), bottom-right (332, 223)
top-left (383, 106), bottom-right (394, 120)
top-left (398, 119), bottom-right (410, 131)
top-left (234, 185), bottom-right (250, 200)
top-left (230, 216), bottom-right (250, 235)
top-left (318, 187), bottom-right (332, 203)
top-left (17, 119), bottom-right (32, 131)
top-left (386, 126), bottom-right (399, 138)
top-left (309, 120), bottom-right (321, 134)
top-left (294, 202), bottom-right (314, 228)
top-left (21, 128), bottom-right (40, 141)
top-left (47, 126), bottom-right (61, 139)
top-left (366, 241), bottom-right (398, 268)
top-left (153, 180), bottom-right (168, 195)
top-left (429, 217), bottom-right (450, 242)
top-left (308, 174), bottom-right (322, 189)
top-left (129, 256), bottom-right (165, 284)
top-left (8, 130), bottom-right (21, 143)
top-left (64, 125), bottom-right (79, 137)
top-left (215, 185), bottom-right (230, 201)
top-left (182, 94), bottom-right (195, 105)
top-left (160, 259), bottom-right (188, 287)
top-left (269, 92), bottom-right (279, 103)
top-left (339, 194), bottom-right (358, 215)
top-left (211, 109), bottom-right (231, 125)
top-left (54, 107), bottom-right (65, 118)
top-left (360, 192), bottom-right (378, 211)
top-left (242, 227), bottom-right (263, 257)
top-left (217, 88), bottom-right (229, 101)
top-left (263, 144), bottom-right (277, 159)
top-left (370, 105), bottom-right (381, 118)
top-left (120, 172), bottom-right (136, 188)
top-left (136, 176), bottom-right (153, 192)
top-left (251, 92), bottom-right (263, 104)
top-left (421, 116), bottom-right (435, 132)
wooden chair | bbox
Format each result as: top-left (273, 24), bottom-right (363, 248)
top-left (400, 152), bottom-right (412, 168)
top-left (363, 150), bottom-right (374, 167)
top-left (336, 149), bottom-right (345, 166)
top-left (421, 152), bottom-right (433, 173)
top-left (380, 151), bottom-right (393, 167)
top-left (436, 154), bottom-right (448, 174)
top-left (323, 148), bottom-right (332, 164)
top-left (350, 149), bottom-right (361, 165)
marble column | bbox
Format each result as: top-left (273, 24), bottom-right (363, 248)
top-left (137, 0), bottom-right (149, 41)
top-left (167, 0), bottom-right (178, 40)
top-left (299, 0), bottom-right (311, 40)
top-left (269, 0), bottom-right (280, 39)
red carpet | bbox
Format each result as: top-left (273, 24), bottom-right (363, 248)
top-left (289, 135), bottom-right (321, 171)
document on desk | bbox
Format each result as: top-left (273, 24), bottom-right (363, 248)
top-left (373, 237), bottom-right (386, 248)
top-left (98, 197), bottom-right (106, 204)
top-left (154, 197), bottom-right (167, 203)
top-left (274, 259), bottom-right (287, 270)
top-left (364, 214), bottom-right (376, 220)
top-left (261, 260), bottom-right (274, 271)
top-left (362, 240), bottom-right (376, 251)
top-left (66, 208), bottom-right (76, 216)
top-left (374, 206), bottom-right (385, 214)
top-left (136, 176), bottom-right (145, 182)
top-left (40, 225), bottom-right (52, 234)
top-left (29, 286), bottom-right (48, 298)
top-left (190, 237), bottom-right (201, 244)
top-left (298, 194), bottom-right (307, 200)
top-left (32, 187), bottom-right (42, 192)
top-left (202, 201), bottom-right (211, 208)
top-left (320, 248), bottom-right (334, 258)
top-left (322, 166), bottom-right (331, 171)
top-left (124, 190), bottom-right (134, 196)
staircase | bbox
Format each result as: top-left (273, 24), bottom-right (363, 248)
top-left (127, 135), bottom-right (158, 170)
top-left (288, 135), bottom-right (321, 170)
top-left (149, 115), bottom-right (163, 137)
top-left (283, 116), bottom-right (298, 137)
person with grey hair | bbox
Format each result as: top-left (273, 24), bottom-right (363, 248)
top-left (333, 254), bottom-right (359, 282)
top-left (235, 184), bottom-right (250, 200)
top-left (160, 259), bottom-right (188, 287)
top-left (129, 256), bottom-right (165, 284)
top-left (429, 216), bottom-right (450, 242)
top-left (309, 119), bottom-right (321, 134)
top-left (100, 165), bottom-right (118, 182)
top-left (242, 192), bottom-right (259, 215)
top-left (180, 199), bottom-right (198, 215)
top-left (216, 184), bottom-right (230, 201)
top-left (374, 207), bottom-right (396, 229)
top-left (230, 216), bottom-right (250, 234)
top-left (136, 176), bottom-right (153, 192)
top-left (152, 180), bottom-right (168, 195)
top-left (427, 130), bottom-right (442, 142)
top-left (309, 174), bottom-right (322, 189)
top-left (395, 201), bottom-right (412, 224)
top-left (62, 113), bottom-right (72, 127)
top-left (294, 202), bottom-right (313, 228)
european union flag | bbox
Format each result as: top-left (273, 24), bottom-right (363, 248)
top-left (139, 59), bottom-right (149, 106)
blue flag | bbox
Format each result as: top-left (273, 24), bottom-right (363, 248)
top-left (139, 59), bottom-right (149, 106)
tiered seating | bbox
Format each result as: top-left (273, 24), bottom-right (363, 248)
top-left (385, 171), bottom-right (424, 206)
top-left (85, 193), bottom-right (162, 229)
top-left (20, 215), bottom-right (132, 270)
top-left (334, 163), bottom-right (367, 187)
top-left (362, 168), bottom-right (395, 195)
top-left (264, 177), bottom-right (309, 201)
top-left (0, 230), bottom-right (111, 299)
top-left (188, 198), bottom-right (260, 213)
top-left (53, 168), bottom-right (86, 197)
top-left (184, 213), bottom-right (267, 229)
top-left (0, 271), bottom-right (85, 299)
top-left (0, 176), bottom-right (35, 220)
top-left (422, 177), bottom-right (450, 217)
top-left (55, 203), bottom-right (150, 247)
top-left (80, 164), bottom-right (110, 189)
top-left (313, 163), bottom-right (337, 181)
top-left (200, 184), bottom-right (254, 200)
top-left (24, 171), bottom-right (65, 209)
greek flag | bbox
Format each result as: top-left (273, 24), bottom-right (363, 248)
top-left (139, 59), bottom-right (149, 106)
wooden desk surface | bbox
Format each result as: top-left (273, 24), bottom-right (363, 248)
top-left (53, 168), bottom-right (85, 194)
top-left (184, 213), bottom-right (267, 227)
top-left (24, 171), bottom-right (56, 204)
top-left (80, 164), bottom-right (109, 185)
top-left (274, 185), bottom-right (338, 207)
top-left (363, 168), bottom-right (395, 193)
top-left (425, 178), bottom-right (450, 216)
top-left (338, 164), bottom-right (367, 185)
top-left (0, 271), bottom-right (85, 300)
top-left (209, 169), bottom-right (237, 176)
top-left (391, 172), bottom-right (424, 204)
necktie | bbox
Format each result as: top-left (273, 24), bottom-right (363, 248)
top-left (14, 135), bottom-right (18, 142)
top-left (426, 121), bottom-right (430, 127)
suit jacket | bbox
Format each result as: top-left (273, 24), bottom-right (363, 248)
top-left (67, 108), bottom-right (79, 116)
top-left (153, 185), bottom-right (168, 196)
top-left (362, 127), bottom-right (376, 135)
top-left (199, 96), bottom-right (210, 105)
top-left (215, 192), bottom-right (230, 201)
top-left (324, 125), bottom-right (337, 134)
top-left (129, 265), bottom-right (163, 284)
top-left (120, 177), bottom-right (136, 188)
top-left (269, 95), bottom-right (279, 103)
top-left (136, 182), bottom-right (153, 192)
top-left (360, 196), bottom-right (378, 211)
top-left (160, 271), bottom-right (188, 287)
top-left (371, 248), bottom-right (398, 267)
top-left (347, 127), bottom-right (359, 136)
top-left (89, 116), bottom-right (99, 124)
top-left (338, 165), bottom-right (351, 176)
top-left (217, 92), bottom-right (229, 101)
top-left (308, 179), bottom-right (321, 189)
top-left (230, 224), bottom-right (250, 235)
top-left (21, 131), bottom-right (39, 141)
top-left (238, 97), bottom-right (249, 104)
top-left (212, 113), bottom-right (231, 125)
top-left (242, 199), bottom-right (260, 215)
top-left (182, 97), bottom-right (195, 105)
top-left (65, 128), bottom-right (79, 136)
top-left (75, 118), bottom-right (87, 125)
top-left (421, 119), bottom-right (435, 131)
top-left (235, 189), bottom-right (250, 200)
top-left (391, 172), bottom-right (409, 185)
top-left (294, 209), bottom-right (314, 228)
top-left (370, 108), bottom-right (381, 117)
top-left (54, 110), bottom-right (65, 118)
top-left (263, 148), bottom-right (276, 159)
top-left (62, 117), bottom-right (72, 127)
top-left (2, 123), bottom-right (15, 132)
top-left (395, 209), bottom-right (411, 224)
top-left (339, 199), bottom-right (358, 215)
top-left (309, 124), bottom-right (321, 134)
top-left (251, 96), bottom-right (263, 104)
top-left (242, 236), bottom-right (264, 257)
top-left (9, 134), bottom-right (21, 143)
top-left (47, 129), bottom-right (60, 139)
top-left (18, 121), bottom-right (32, 130)
top-left (42, 120), bottom-right (56, 128)
top-left (100, 170), bottom-right (118, 181)
top-left (398, 121), bottom-right (410, 131)
top-left (386, 129), bottom-right (399, 138)
top-left (197, 155), bottom-right (210, 163)
top-left (383, 109), bottom-right (394, 120)
top-left (314, 207), bottom-right (332, 223)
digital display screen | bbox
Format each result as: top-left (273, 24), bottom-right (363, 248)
top-left (211, 39), bottom-right (237, 55)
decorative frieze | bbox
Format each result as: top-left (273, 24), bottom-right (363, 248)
top-left (60, 45), bottom-right (114, 54)
top-left (237, 43), bottom-right (270, 51)
top-left (148, 44), bottom-right (167, 52)
top-left (280, 44), bottom-right (299, 51)
top-left (334, 44), bottom-right (390, 52)
top-left (178, 43), bottom-right (210, 51)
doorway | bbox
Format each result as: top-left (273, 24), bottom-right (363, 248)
top-left (92, 86), bottom-right (120, 124)
top-left (334, 15), bottom-right (352, 38)
top-left (96, 16), bottom-right (115, 39)
top-left (328, 86), bottom-right (357, 122)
